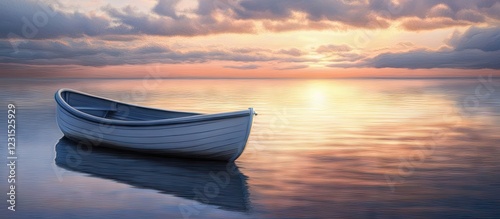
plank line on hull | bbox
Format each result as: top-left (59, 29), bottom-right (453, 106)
top-left (174, 140), bottom-right (241, 154)
top-left (58, 107), bottom-right (247, 132)
top-left (58, 121), bottom-right (246, 150)
top-left (58, 120), bottom-right (245, 151)
top-left (58, 111), bottom-right (248, 139)
top-left (58, 110), bottom-right (248, 144)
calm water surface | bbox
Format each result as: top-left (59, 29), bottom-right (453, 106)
top-left (1, 78), bottom-right (499, 218)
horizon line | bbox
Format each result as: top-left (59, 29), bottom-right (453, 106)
top-left (0, 76), bottom-right (497, 80)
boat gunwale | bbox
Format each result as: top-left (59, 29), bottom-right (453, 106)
top-left (55, 88), bottom-right (254, 127)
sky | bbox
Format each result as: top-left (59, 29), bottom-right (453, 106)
top-left (0, 0), bottom-right (499, 78)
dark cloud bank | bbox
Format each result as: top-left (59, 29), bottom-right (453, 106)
top-left (1, 0), bottom-right (498, 39)
top-left (332, 26), bottom-right (500, 69)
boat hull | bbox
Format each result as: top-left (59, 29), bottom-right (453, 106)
top-left (55, 89), bottom-right (255, 161)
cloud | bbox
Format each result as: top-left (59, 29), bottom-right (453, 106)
top-left (102, 5), bottom-right (256, 37)
top-left (315, 44), bottom-right (363, 62)
top-left (230, 47), bottom-right (271, 54)
top-left (3, 0), bottom-right (499, 41)
top-left (330, 53), bottom-right (365, 62)
top-left (234, 0), bottom-right (498, 30)
top-left (0, 0), bottom-right (120, 39)
top-left (261, 19), bottom-right (345, 32)
top-left (223, 64), bottom-right (260, 70)
top-left (455, 9), bottom-right (486, 23)
top-left (6, 26), bottom-right (498, 69)
top-left (353, 49), bottom-right (500, 69)
top-left (278, 48), bottom-right (304, 57)
top-left (0, 39), bottom-right (303, 66)
top-left (316, 44), bottom-right (352, 53)
top-left (235, 0), bottom-right (390, 29)
top-left (396, 42), bottom-right (415, 48)
top-left (0, 0), bottom-right (256, 40)
top-left (427, 4), bottom-right (454, 18)
top-left (369, 0), bottom-right (497, 21)
top-left (401, 17), bottom-right (471, 31)
top-left (97, 35), bottom-right (141, 42)
top-left (153, 0), bottom-right (181, 19)
top-left (330, 26), bottom-right (500, 69)
top-left (274, 64), bottom-right (308, 70)
top-left (449, 26), bottom-right (500, 52)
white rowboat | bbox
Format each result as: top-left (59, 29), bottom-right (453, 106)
top-left (55, 88), bottom-right (255, 161)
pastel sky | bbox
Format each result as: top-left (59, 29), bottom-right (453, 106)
top-left (1, 0), bottom-right (499, 78)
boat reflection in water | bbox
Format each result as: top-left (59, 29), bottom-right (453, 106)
top-left (55, 137), bottom-right (250, 212)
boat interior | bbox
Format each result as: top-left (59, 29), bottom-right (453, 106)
top-left (61, 90), bottom-right (200, 121)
